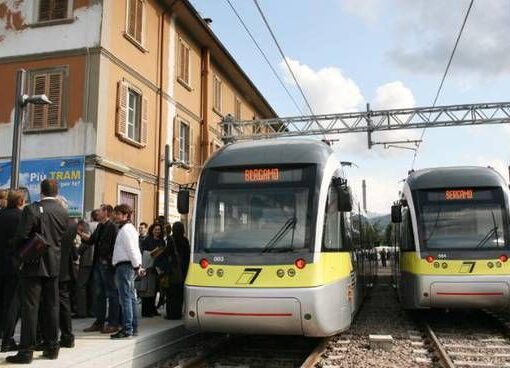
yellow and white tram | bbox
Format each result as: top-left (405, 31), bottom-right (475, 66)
top-left (178, 139), bottom-right (375, 336)
top-left (392, 166), bottom-right (510, 309)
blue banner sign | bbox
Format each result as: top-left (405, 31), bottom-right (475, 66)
top-left (0, 156), bottom-right (85, 217)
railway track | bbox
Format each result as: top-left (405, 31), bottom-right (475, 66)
top-left (160, 334), bottom-right (326, 368)
top-left (420, 310), bottom-right (510, 368)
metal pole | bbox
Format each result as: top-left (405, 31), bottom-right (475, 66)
top-left (10, 69), bottom-right (26, 190)
top-left (164, 144), bottom-right (170, 223)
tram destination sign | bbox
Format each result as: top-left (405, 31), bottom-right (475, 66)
top-left (217, 167), bottom-right (304, 184)
top-left (425, 189), bottom-right (494, 202)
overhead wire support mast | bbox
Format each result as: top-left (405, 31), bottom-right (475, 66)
top-left (220, 102), bottom-right (510, 145)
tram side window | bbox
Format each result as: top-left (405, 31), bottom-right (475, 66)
top-left (323, 186), bottom-right (341, 251)
top-left (401, 210), bottom-right (416, 251)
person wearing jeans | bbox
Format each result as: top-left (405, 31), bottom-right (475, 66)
top-left (78, 205), bottom-right (120, 334)
top-left (111, 204), bottom-right (142, 339)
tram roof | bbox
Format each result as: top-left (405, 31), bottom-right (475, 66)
top-left (205, 139), bottom-right (334, 168)
top-left (406, 166), bottom-right (507, 190)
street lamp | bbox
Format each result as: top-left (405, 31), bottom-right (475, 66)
top-left (10, 69), bottom-right (52, 190)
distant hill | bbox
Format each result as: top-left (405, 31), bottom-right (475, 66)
top-left (367, 213), bottom-right (391, 229)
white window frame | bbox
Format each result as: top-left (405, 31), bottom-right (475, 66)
top-left (34, 0), bottom-right (74, 24)
top-left (179, 121), bottom-right (190, 164)
top-left (117, 185), bottom-right (141, 227)
top-left (126, 88), bottom-right (141, 142)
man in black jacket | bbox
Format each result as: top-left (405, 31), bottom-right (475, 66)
top-left (58, 218), bottom-right (78, 348)
top-left (79, 204), bottom-right (120, 334)
top-left (6, 180), bottom-right (68, 364)
top-left (0, 190), bottom-right (25, 352)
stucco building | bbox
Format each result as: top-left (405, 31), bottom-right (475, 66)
top-left (0, 0), bottom-right (276, 224)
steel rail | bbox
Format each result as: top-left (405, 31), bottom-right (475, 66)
top-left (301, 337), bottom-right (332, 368)
top-left (424, 322), bottom-right (455, 368)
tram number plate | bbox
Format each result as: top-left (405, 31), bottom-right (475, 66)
top-left (213, 256), bottom-right (225, 263)
top-left (437, 253), bottom-right (447, 259)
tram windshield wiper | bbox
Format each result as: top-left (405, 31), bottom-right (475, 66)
top-left (475, 226), bottom-right (499, 249)
top-left (261, 217), bottom-right (297, 253)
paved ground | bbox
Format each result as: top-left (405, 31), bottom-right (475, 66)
top-left (0, 316), bottom-right (189, 367)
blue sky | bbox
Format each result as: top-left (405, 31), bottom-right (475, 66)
top-left (191, 0), bottom-right (510, 213)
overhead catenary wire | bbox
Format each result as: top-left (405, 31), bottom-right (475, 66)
top-left (252, 0), bottom-right (317, 118)
top-left (225, 0), bottom-right (304, 116)
top-left (411, 0), bottom-right (475, 169)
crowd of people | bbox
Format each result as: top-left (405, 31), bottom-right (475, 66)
top-left (0, 181), bottom-right (190, 364)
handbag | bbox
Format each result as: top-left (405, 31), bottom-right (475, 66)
top-left (18, 203), bottom-right (50, 262)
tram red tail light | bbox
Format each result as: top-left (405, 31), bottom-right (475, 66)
top-left (295, 258), bottom-right (306, 269)
top-left (425, 255), bottom-right (435, 263)
top-left (499, 255), bottom-right (508, 263)
top-left (199, 258), bottom-right (209, 269)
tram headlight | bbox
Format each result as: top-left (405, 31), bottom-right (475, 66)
top-left (496, 261), bottom-right (502, 268)
top-left (441, 262), bottom-right (448, 269)
top-left (287, 269), bottom-right (296, 277)
top-left (487, 262), bottom-right (494, 269)
top-left (295, 258), bottom-right (306, 269)
top-left (276, 269), bottom-right (285, 278)
top-left (217, 269), bottom-right (224, 277)
top-left (207, 268), bottom-right (214, 276)
top-left (433, 262), bottom-right (440, 268)
top-left (200, 258), bottom-right (209, 269)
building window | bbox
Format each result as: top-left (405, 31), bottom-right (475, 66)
top-left (213, 75), bottom-right (222, 113)
top-left (177, 37), bottom-right (190, 86)
top-left (27, 67), bottom-right (67, 130)
top-left (38, 0), bottom-right (71, 23)
top-left (126, 0), bottom-right (144, 44)
top-left (179, 121), bottom-right (190, 164)
top-left (116, 81), bottom-right (148, 146)
top-left (234, 97), bottom-right (241, 120)
top-left (119, 189), bottom-right (139, 226)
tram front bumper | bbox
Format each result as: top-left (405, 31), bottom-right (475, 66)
top-left (184, 280), bottom-right (352, 336)
top-left (410, 274), bottom-right (510, 308)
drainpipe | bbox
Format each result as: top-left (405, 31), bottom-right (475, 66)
top-left (200, 47), bottom-right (210, 163)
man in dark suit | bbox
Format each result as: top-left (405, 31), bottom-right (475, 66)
top-left (6, 179), bottom-right (68, 364)
top-left (0, 190), bottom-right (25, 352)
top-left (58, 218), bottom-right (78, 348)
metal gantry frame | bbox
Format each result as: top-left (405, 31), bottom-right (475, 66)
top-left (220, 102), bottom-right (510, 148)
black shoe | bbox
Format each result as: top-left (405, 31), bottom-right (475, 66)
top-left (110, 330), bottom-right (132, 339)
top-left (60, 336), bottom-right (75, 348)
top-left (34, 342), bottom-right (45, 351)
top-left (42, 347), bottom-right (59, 360)
top-left (133, 330), bottom-right (138, 337)
top-left (1, 338), bottom-right (18, 352)
top-left (6, 350), bottom-right (33, 364)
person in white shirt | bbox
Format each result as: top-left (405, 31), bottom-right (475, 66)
top-left (111, 204), bottom-right (143, 339)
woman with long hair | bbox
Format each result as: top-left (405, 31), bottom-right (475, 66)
top-left (139, 223), bottom-right (165, 317)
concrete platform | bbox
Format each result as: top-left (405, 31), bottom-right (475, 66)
top-left (0, 317), bottom-right (194, 367)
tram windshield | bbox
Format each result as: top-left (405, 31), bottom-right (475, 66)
top-left (416, 188), bottom-right (509, 250)
top-left (195, 166), bottom-right (315, 253)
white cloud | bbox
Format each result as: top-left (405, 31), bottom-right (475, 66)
top-left (280, 57), bottom-right (365, 114)
top-left (390, 0), bottom-right (510, 76)
top-left (280, 57), bottom-right (418, 155)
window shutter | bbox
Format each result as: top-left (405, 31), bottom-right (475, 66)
top-left (184, 46), bottom-right (189, 84)
top-left (178, 41), bottom-right (185, 80)
top-left (47, 72), bottom-right (63, 127)
top-left (31, 74), bottom-right (48, 129)
top-left (173, 117), bottom-right (180, 161)
top-left (135, 0), bottom-right (143, 43)
top-left (189, 125), bottom-right (195, 167)
top-left (116, 81), bottom-right (128, 137)
top-left (38, 0), bottom-right (51, 22)
top-left (128, 0), bottom-right (136, 37)
top-left (140, 96), bottom-right (148, 146)
top-left (53, 0), bottom-right (68, 20)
